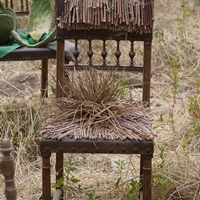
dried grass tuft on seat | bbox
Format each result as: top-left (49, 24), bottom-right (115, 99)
top-left (41, 68), bottom-right (155, 141)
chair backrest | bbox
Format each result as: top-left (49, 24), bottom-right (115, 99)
top-left (56, 0), bottom-right (154, 103)
top-left (3, 0), bottom-right (29, 15)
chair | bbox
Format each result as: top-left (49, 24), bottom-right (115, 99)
top-left (40, 0), bottom-right (154, 199)
top-left (0, 0), bottom-right (83, 97)
top-left (0, 137), bottom-right (17, 200)
top-left (0, 0), bottom-right (56, 97)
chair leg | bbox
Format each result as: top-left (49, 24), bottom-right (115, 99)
top-left (56, 153), bottom-right (64, 182)
top-left (139, 154), bottom-right (144, 199)
top-left (143, 41), bottom-right (152, 104)
top-left (41, 59), bottom-right (48, 98)
top-left (42, 152), bottom-right (51, 200)
top-left (56, 38), bottom-right (65, 98)
top-left (142, 154), bottom-right (153, 200)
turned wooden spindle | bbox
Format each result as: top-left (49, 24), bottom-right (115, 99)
top-left (115, 40), bottom-right (121, 67)
top-left (101, 40), bottom-right (107, 66)
top-left (129, 41), bottom-right (135, 67)
top-left (87, 40), bottom-right (93, 66)
top-left (0, 137), bottom-right (17, 200)
top-left (73, 40), bottom-right (80, 66)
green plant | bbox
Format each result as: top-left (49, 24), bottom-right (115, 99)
top-left (113, 159), bottom-right (141, 199)
top-left (54, 156), bottom-right (103, 199)
top-left (174, 4), bottom-right (191, 46)
top-left (124, 179), bottom-right (141, 200)
top-left (188, 76), bottom-right (200, 136)
top-left (85, 190), bottom-right (101, 200)
top-left (118, 76), bottom-right (128, 97)
top-left (53, 156), bottom-right (80, 198)
top-left (157, 145), bottom-right (166, 169)
top-left (158, 177), bottom-right (170, 199)
top-left (114, 160), bottom-right (126, 188)
top-left (168, 57), bottom-right (179, 132)
top-left (155, 145), bottom-right (172, 170)
top-left (51, 85), bottom-right (56, 95)
top-left (152, 145), bottom-right (173, 199)
top-left (154, 26), bottom-right (164, 41)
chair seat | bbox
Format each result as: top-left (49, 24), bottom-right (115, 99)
top-left (0, 40), bottom-right (82, 62)
top-left (0, 46), bottom-right (55, 61)
top-left (40, 102), bottom-right (155, 153)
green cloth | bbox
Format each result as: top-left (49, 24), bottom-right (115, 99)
top-left (0, 30), bottom-right (52, 58)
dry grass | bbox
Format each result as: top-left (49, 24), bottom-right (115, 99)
top-left (42, 68), bottom-right (154, 141)
top-left (1, 0), bottom-right (200, 199)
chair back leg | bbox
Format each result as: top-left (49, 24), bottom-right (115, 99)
top-left (41, 59), bottom-right (48, 98)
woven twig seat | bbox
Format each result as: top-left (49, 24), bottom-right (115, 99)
top-left (42, 102), bottom-right (155, 141)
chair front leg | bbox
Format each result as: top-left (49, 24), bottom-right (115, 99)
top-left (139, 154), bottom-right (144, 199)
top-left (42, 151), bottom-right (51, 200)
top-left (142, 153), bottom-right (153, 200)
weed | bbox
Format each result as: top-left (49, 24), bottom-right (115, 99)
top-left (51, 85), bottom-right (56, 95)
top-left (152, 145), bottom-right (173, 199)
top-left (154, 26), bottom-right (164, 41)
top-left (174, 4), bottom-right (191, 46)
top-left (114, 160), bottom-right (126, 188)
top-left (54, 156), bottom-right (102, 199)
top-left (113, 159), bottom-right (141, 199)
top-left (124, 179), bottom-right (141, 200)
top-left (158, 177), bottom-right (170, 199)
top-left (53, 156), bottom-right (81, 198)
top-left (168, 57), bottom-right (179, 133)
top-left (118, 76), bottom-right (130, 99)
top-left (85, 190), bottom-right (101, 200)
top-left (156, 145), bottom-right (173, 170)
top-left (188, 76), bottom-right (200, 136)
top-left (174, 2), bottom-right (197, 67)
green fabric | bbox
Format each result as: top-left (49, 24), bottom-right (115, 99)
top-left (0, 33), bottom-right (20, 58)
top-left (0, 30), bottom-right (53, 58)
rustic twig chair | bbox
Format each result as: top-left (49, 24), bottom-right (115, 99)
top-left (40, 0), bottom-right (155, 199)
top-left (0, 137), bottom-right (17, 200)
top-left (0, 0), bottom-right (57, 97)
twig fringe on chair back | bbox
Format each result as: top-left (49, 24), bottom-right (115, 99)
top-left (58, 0), bottom-right (154, 33)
